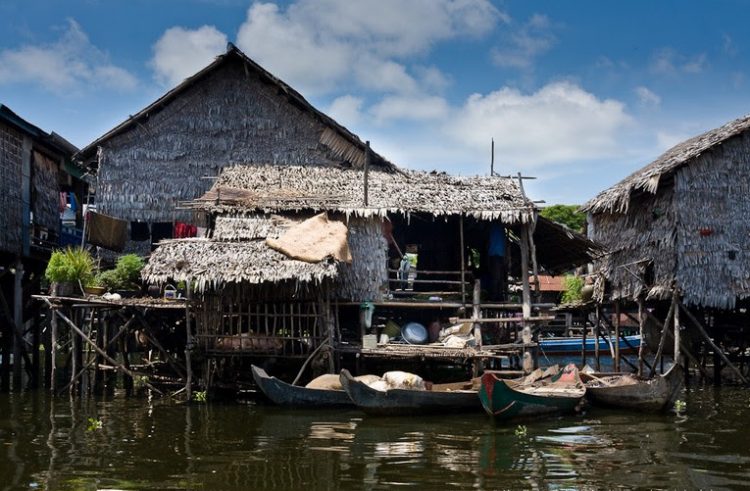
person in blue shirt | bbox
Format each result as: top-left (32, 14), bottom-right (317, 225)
top-left (488, 223), bottom-right (507, 301)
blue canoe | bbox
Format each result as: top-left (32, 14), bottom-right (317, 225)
top-left (539, 334), bottom-right (641, 355)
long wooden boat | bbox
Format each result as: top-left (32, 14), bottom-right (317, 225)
top-left (581, 364), bottom-right (684, 411)
top-left (540, 334), bottom-right (641, 355)
top-left (479, 364), bottom-right (586, 420)
top-left (251, 365), bottom-right (353, 407)
top-left (339, 369), bottom-right (481, 416)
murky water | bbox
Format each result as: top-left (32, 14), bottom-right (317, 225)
top-left (1, 386), bottom-right (749, 490)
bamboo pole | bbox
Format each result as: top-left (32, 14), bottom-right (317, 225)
top-left (678, 302), bottom-right (748, 385)
top-left (581, 308), bottom-right (587, 368)
top-left (637, 297), bottom-right (645, 377)
top-left (673, 297), bottom-right (681, 369)
top-left (459, 216), bottom-right (466, 305)
top-left (519, 223), bottom-right (531, 320)
top-left (649, 296), bottom-right (676, 377)
top-left (614, 301), bottom-right (621, 372)
top-left (12, 259), bottom-right (23, 389)
top-left (185, 287), bottom-right (193, 400)
top-left (50, 309), bottom-right (57, 394)
top-left (594, 305), bottom-right (601, 372)
top-left (43, 302), bottom-right (163, 395)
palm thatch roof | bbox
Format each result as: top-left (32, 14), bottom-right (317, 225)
top-left (191, 164), bottom-right (534, 223)
top-left (141, 237), bottom-right (339, 291)
top-left (583, 113), bottom-right (750, 214)
top-left (76, 44), bottom-right (393, 171)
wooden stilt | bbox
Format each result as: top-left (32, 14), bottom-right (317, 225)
top-left (185, 286), bottom-right (193, 401)
top-left (679, 302), bottom-right (748, 385)
top-left (50, 309), bottom-right (57, 394)
top-left (472, 279), bottom-right (482, 377)
top-left (594, 305), bottom-right (601, 372)
top-left (673, 296), bottom-right (681, 370)
top-left (12, 259), bottom-right (23, 389)
top-left (43, 309), bottom-right (52, 388)
top-left (31, 308), bottom-right (40, 389)
top-left (614, 301), bottom-right (621, 372)
top-left (70, 309), bottom-right (80, 396)
top-left (459, 216), bottom-right (466, 305)
top-left (41, 300), bottom-right (163, 395)
top-left (581, 308), bottom-right (587, 368)
top-left (637, 297), bottom-right (645, 377)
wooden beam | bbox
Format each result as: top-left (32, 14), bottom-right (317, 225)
top-left (519, 223), bottom-right (531, 320)
top-left (637, 297), bottom-right (645, 377)
top-left (184, 287), bottom-right (193, 400)
top-left (648, 296), bottom-right (676, 378)
top-left (459, 216), bottom-right (466, 305)
top-left (614, 301), bottom-right (621, 372)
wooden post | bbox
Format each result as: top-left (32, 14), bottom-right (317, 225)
top-left (185, 286), bottom-right (193, 401)
top-left (614, 301), bottom-right (621, 372)
top-left (363, 141), bottom-right (370, 206)
top-left (70, 309), bottom-right (80, 396)
top-left (459, 216), bottom-right (466, 305)
top-left (472, 279), bottom-right (482, 348)
top-left (673, 298), bottom-right (681, 369)
top-left (50, 309), bottom-right (57, 394)
top-left (519, 224), bottom-right (531, 320)
top-left (581, 309), bottom-right (587, 368)
top-left (594, 305), bottom-right (601, 372)
top-left (637, 297), bottom-right (645, 377)
top-left (31, 308), bottom-right (40, 389)
top-left (12, 259), bottom-right (23, 389)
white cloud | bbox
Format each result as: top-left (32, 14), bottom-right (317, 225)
top-left (492, 14), bottom-right (556, 69)
top-left (635, 86), bottom-right (661, 107)
top-left (370, 95), bottom-right (450, 123)
top-left (151, 25), bottom-right (227, 86)
top-left (328, 95), bottom-right (364, 126)
top-left (235, 0), bottom-right (503, 95)
top-left (446, 82), bottom-right (632, 167)
top-left (0, 19), bottom-right (137, 93)
top-left (651, 48), bottom-right (707, 75)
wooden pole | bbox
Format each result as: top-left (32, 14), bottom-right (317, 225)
top-left (614, 301), bottom-right (621, 372)
top-left (594, 305), bottom-right (601, 372)
top-left (673, 300), bottom-right (681, 370)
top-left (459, 216), bottom-right (466, 305)
top-left (490, 138), bottom-right (494, 175)
top-left (679, 302), bottom-right (748, 385)
top-left (12, 259), bottom-right (23, 389)
top-left (42, 301), bottom-right (163, 395)
top-left (581, 308), bottom-right (587, 368)
top-left (519, 224), bottom-right (531, 320)
top-left (472, 279), bottom-right (482, 348)
top-left (363, 141), bottom-right (370, 206)
top-left (50, 309), bottom-right (57, 394)
top-left (649, 297), bottom-right (676, 377)
top-left (70, 309), bottom-right (80, 396)
top-left (184, 286), bottom-right (193, 401)
top-left (644, 308), bottom-right (709, 379)
top-left (637, 297), bottom-right (645, 377)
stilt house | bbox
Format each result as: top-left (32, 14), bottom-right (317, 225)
top-left (583, 114), bottom-right (750, 310)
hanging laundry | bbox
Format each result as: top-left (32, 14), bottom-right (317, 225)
top-left (130, 221), bottom-right (150, 241)
top-left (68, 192), bottom-right (77, 212)
top-left (151, 222), bottom-right (173, 247)
top-left (174, 221), bottom-right (198, 238)
top-left (86, 211), bottom-right (127, 251)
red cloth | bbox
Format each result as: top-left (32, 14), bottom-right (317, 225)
top-left (174, 221), bottom-right (197, 238)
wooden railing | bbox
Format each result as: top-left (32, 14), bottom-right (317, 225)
top-left (386, 269), bottom-right (473, 300)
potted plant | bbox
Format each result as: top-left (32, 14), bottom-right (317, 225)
top-left (83, 276), bottom-right (106, 296)
top-left (45, 247), bottom-right (94, 297)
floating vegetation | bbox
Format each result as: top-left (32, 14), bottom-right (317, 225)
top-left (87, 417), bottom-right (103, 431)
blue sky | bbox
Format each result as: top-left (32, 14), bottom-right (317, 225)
top-left (2, 0), bottom-right (749, 204)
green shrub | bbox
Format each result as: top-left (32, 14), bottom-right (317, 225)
top-left (561, 275), bottom-right (584, 304)
top-left (95, 269), bottom-right (125, 291)
top-left (115, 254), bottom-right (145, 283)
top-left (45, 247), bottom-right (94, 284)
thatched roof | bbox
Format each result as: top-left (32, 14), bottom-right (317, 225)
top-left (192, 164), bottom-right (534, 223)
top-left (141, 237), bottom-right (339, 291)
top-left (583, 113), bottom-right (750, 214)
top-left (533, 216), bottom-right (605, 274)
top-left (76, 45), bottom-right (393, 171)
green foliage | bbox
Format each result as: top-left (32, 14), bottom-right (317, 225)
top-left (133, 375), bottom-right (150, 390)
top-left (94, 254), bottom-right (146, 291)
top-left (561, 275), bottom-right (584, 304)
top-left (674, 399), bottom-right (687, 413)
top-left (86, 417), bottom-right (103, 431)
top-left (193, 391), bottom-right (207, 403)
top-left (115, 254), bottom-right (145, 283)
top-left (45, 247), bottom-right (94, 284)
top-left (515, 425), bottom-right (528, 438)
top-left (540, 204), bottom-right (586, 232)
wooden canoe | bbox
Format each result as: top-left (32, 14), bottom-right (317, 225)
top-left (581, 364), bottom-right (684, 411)
top-left (339, 369), bottom-right (481, 416)
top-left (479, 364), bottom-right (586, 420)
top-left (251, 365), bottom-right (353, 407)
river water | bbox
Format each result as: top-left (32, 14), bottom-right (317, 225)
top-left (1, 386), bottom-right (748, 490)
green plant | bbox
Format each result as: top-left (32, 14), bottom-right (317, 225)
top-left (193, 391), bottom-right (207, 403)
top-left (116, 254), bottom-right (145, 284)
top-left (134, 375), bottom-right (150, 390)
top-left (674, 399), bottom-right (687, 413)
top-left (86, 417), bottom-right (103, 431)
top-left (515, 425), bottom-right (528, 438)
top-left (561, 275), bottom-right (584, 304)
top-left (45, 247), bottom-right (94, 284)
top-left (95, 269), bottom-right (125, 291)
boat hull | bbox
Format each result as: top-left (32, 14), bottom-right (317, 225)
top-left (540, 334), bottom-right (641, 355)
top-left (584, 364), bottom-right (684, 411)
top-left (479, 366), bottom-right (585, 420)
top-left (339, 369), bottom-right (480, 416)
top-left (251, 365), bottom-right (353, 407)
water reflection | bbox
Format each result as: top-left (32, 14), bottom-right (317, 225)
top-left (0, 387), bottom-right (749, 489)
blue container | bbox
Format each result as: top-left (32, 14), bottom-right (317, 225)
top-left (401, 322), bottom-right (428, 344)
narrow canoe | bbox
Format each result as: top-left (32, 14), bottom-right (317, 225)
top-left (251, 365), bottom-right (353, 407)
top-left (479, 364), bottom-right (586, 420)
top-left (581, 364), bottom-right (684, 411)
top-left (540, 334), bottom-right (641, 355)
top-left (339, 369), bottom-right (481, 416)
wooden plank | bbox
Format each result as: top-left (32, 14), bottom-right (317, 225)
top-left (450, 316), bottom-right (554, 323)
